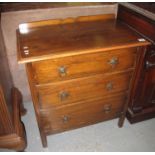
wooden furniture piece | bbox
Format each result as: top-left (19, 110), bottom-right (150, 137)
top-left (117, 3), bottom-right (155, 123)
top-left (132, 2), bottom-right (155, 14)
top-left (16, 14), bottom-right (150, 147)
top-left (0, 20), bottom-right (26, 151)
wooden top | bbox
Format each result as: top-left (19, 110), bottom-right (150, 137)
top-left (17, 14), bottom-right (150, 64)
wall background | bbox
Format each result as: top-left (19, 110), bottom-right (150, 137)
top-left (1, 3), bottom-right (117, 102)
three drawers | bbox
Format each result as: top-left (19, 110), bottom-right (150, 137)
top-left (31, 47), bottom-right (137, 134)
top-left (32, 47), bottom-right (137, 84)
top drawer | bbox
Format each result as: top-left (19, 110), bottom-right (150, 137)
top-left (32, 47), bottom-right (137, 84)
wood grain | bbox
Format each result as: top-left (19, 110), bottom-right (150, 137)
top-left (17, 14), bottom-right (150, 63)
top-left (0, 18), bottom-right (26, 151)
top-left (37, 71), bottom-right (132, 108)
top-left (40, 93), bottom-right (126, 134)
top-left (117, 4), bottom-right (155, 123)
top-left (32, 47), bottom-right (137, 84)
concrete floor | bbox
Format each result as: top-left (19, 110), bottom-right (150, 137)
top-left (20, 102), bottom-right (155, 152)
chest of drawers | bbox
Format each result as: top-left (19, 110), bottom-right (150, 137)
top-left (17, 14), bottom-right (150, 147)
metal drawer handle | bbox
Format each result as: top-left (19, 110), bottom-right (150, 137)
top-left (103, 104), bottom-right (112, 114)
top-left (62, 115), bottom-right (69, 123)
top-left (150, 49), bottom-right (155, 57)
top-left (58, 66), bottom-right (67, 76)
top-left (146, 61), bottom-right (155, 69)
top-left (108, 57), bottom-right (119, 67)
top-left (59, 91), bottom-right (69, 101)
top-left (151, 100), bottom-right (155, 104)
top-left (106, 82), bottom-right (113, 91)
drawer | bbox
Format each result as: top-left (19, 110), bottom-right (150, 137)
top-left (37, 71), bottom-right (132, 108)
top-left (32, 47), bottom-right (137, 84)
top-left (40, 94), bottom-right (125, 134)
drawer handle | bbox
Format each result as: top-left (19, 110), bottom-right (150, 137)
top-left (106, 82), bottom-right (113, 91)
top-left (151, 100), bottom-right (155, 104)
top-left (103, 104), bottom-right (112, 114)
top-left (108, 57), bottom-right (119, 67)
top-left (58, 66), bottom-right (67, 77)
top-left (146, 61), bottom-right (155, 69)
top-left (59, 91), bottom-right (69, 101)
top-left (62, 115), bottom-right (69, 123)
top-left (150, 49), bottom-right (155, 57)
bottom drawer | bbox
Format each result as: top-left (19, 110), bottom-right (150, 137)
top-left (40, 93), bottom-right (126, 134)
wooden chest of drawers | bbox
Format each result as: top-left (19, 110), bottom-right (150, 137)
top-left (16, 14), bottom-right (150, 147)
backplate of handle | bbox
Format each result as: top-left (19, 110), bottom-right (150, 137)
top-left (146, 61), bottom-right (155, 69)
top-left (62, 115), bottom-right (69, 123)
top-left (150, 49), bottom-right (155, 57)
top-left (103, 104), bottom-right (112, 114)
top-left (59, 91), bottom-right (69, 101)
top-left (58, 66), bottom-right (67, 76)
top-left (108, 57), bottom-right (119, 67)
top-left (106, 82), bottom-right (113, 91)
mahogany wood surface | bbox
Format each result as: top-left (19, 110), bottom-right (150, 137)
top-left (0, 88), bottom-right (27, 151)
top-left (17, 14), bottom-right (150, 147)
top-left (117, 5), bottom-right (155, 42)
top-left (117, 4), bottom-right (155, 123)
top-left (0, 18), bottom-right (26, 151)
top-left (131, 2), bottom-right (155, 14)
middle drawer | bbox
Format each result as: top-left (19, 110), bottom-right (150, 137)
top-left (37, 71), bottom-right (132, 108)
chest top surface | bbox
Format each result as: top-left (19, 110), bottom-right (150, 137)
top-left (17, 14), bottom-right (150, 63)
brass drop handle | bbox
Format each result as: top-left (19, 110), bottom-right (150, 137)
top-left (62, 115), bottom-right (69, 123)
top-left (103, 104), bottom-right (112, 114)
top-left (108, 57), bottom-right (119, 67)
top-left (59, 91), bottom-right (69, 101)
top-left (58, 66), bottom-right (67, 76)
top-left (106, 82), bottom-right (113, 91)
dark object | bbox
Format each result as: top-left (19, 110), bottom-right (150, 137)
top-left (117, 4), bottom-right (155, 123)
top-left (0, 20), bottom-right (27, 151)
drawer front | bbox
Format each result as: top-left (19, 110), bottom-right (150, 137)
top-left (32, 47), bottom-right (137, 84)
top-left (40, 94), bottom-right (125, 134)
top-left (37, 71), bottom-right (132, 108)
